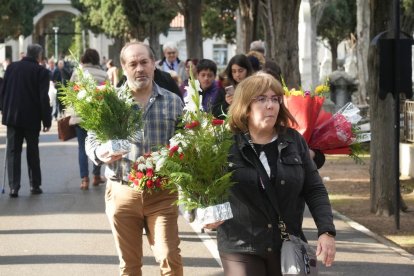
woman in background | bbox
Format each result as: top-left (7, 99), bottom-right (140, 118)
top-left (70, 49), bottom-right (108, 190)
top-left (212, 54), bottom-right (254, 119)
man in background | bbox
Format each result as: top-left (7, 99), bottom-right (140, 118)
top-left (0, 44), bottom-right (51, 198)
top-left (156, 41), bottom-right (186, 83)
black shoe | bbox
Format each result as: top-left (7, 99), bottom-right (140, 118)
top-left (9, 189), bottom-right (18, 198)
top-left (30, 187), bottom-right (43, 195)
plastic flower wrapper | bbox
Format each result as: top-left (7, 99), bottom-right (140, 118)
top-left (282, 79), bottom-right (369, 160)
top-left (308, 102), bottom-right (371, 161)
top-left (60, 63), bottom-right (142, 155)
top-left (282, 78), bottom-right (328, 141)
top-left (159, 69), bottom-right (234, 225)
top-left (127, 150), bottom-right (169, 193)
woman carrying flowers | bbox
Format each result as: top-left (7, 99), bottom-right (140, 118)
top-left (205, 73), bottom-right (336, 275)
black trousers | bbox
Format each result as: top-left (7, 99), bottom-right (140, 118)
top-left (220, 251), bottom-right (282, 276)
top-left (6, 126), bottom-right (42, 191)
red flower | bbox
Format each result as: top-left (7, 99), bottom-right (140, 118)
top-left (133, 179), bottom-right (139, 186)
top-left (212, 119), bottom-right (224, 126)
top-left (185, 120), bottom-right (200, 129)
top-left (179, 153), bottom-right (184, 160)
top-left (169, 145), bottom-right (179, 157)
top-left (146, 179), bottom-right (154, 189)
top-left (128, 175), bottom-right (135, 181)
top-left (155, 178), bottom-right (162, 188)
top-left (136, 171), bottom-right (144, 179)
top-left (73, 84), bottom-right (80, 91)
top-left (146, 168), bottom-right (154, 177)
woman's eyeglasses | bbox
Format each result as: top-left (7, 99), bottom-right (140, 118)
top-left (251, 95), bottom-right (283, 105)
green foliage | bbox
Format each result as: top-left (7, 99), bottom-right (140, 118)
top-left (45, 14), bottom-right (76, 58)
top-left (161, 117), bottom-right (234, 209)
top-left (0, 0), bottom-right (43, 41)
top-left (122, 0), bottom-right (177, 41)
top-left (202, 0), bottom-right (238, 43)
top-left (159, 73), bottom-right (234, 209)
top-left (316, 0), bottom-right (356, 49)
top-left (60, 65), bottom-right (142, 141)
top-left (72, 0), bottom-right (178, 42)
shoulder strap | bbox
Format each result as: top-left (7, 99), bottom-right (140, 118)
top-left (243, 133), bottom-right (290, 241)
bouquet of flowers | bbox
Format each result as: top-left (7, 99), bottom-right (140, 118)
top-left (282, 79), bottom-right (370, 160)
top-left (60, 63), bottom-right (142, 155)
top-left (128, 150), bottom-right (169, 192)
top-left (159, 72), bottom-right (234, 225)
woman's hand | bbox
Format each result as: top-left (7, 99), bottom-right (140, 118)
top-left (225, 94), bottom-right (233, 105)
top-left (203, 221), bottom-right (224, 230)
top-left (316, 233), bottom-right (336, 267)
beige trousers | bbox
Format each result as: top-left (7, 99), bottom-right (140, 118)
top-left (105, 179), bottom-right (183, 276)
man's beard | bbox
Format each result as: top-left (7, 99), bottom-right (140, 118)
top-left (126, 76), bottom-right (146, 91)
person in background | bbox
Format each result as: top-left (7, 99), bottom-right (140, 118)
top-left (194, 59), bottom-right (220, 112)
top-left (52, 59), bottom-right (71, 119)
top-left (249, 40), bottom-right (266, 56)
top-left (178, 58), bottom-right (198, 96)
top-left (247, 50), bottom-right (266, 71)
top-left (205, 73), bottom-right (336, 275)
top-left (0, 44), bottom-right (51, 198)
top-left (69, 48), bottom-right (108, 190)
top-left (85, 42), bottom-right (184, 275)
top-left (212, 54), bottom-right (254, 119)
top-left (156, 41), bottom-right (186, 82)
top-left (106, 59), bottom-right (119, 86)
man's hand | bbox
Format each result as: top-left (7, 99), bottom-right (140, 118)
top-left (96, 144), bottom-right (123, 164)
top-left (43, 126), bottom-right (51, 132)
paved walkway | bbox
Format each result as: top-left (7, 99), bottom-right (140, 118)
top-left (0, 121), bottom-right (413, 275)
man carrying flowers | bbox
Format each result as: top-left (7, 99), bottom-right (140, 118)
top-left (85, 42), bottom-right (184, 275)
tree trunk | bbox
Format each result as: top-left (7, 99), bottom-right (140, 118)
top-left (237, 0), bottom-right (258, 53)
top-left (356, 0), bottom-right (369, 105)
top-left (148, 23), bottom-right (161, 60)
top-left (263, 0), bottom-right (301, 88)
top-left (368, 0), bottom-right (396, 216)
top-left (310, 0), bottom-right (328, 85)
top-left (330, 40), bottom-right (338, 71)
top-left (183, 0), bottom-right (203, 59)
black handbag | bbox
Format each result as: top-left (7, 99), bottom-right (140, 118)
top-left (244, 133), bottom-right (318, 275)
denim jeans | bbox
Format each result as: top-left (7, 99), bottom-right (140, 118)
top-left (75, 125), bottom-right (100, 178)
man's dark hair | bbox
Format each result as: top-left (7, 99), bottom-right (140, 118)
top-left (262, 60), bottom-right (282, 83)
top-left (80, 48), bottom-right (100, 65)
top-left (196, 59), bottom-right (217, 75)
top-left (26, 44), bottom-right (43, 60)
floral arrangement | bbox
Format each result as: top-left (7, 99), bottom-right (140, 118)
top-left (159, 72), bottom-right (234, 212)
top-left (281, 78), bottom-right (370, 161)
top-left (59, 64), bottom-right (142, 142)
top-left (128, 150), bottom-right (169, 192)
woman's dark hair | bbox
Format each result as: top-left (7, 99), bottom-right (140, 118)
top-left (225, 54), bottom-right (254, 86)
top-left (80, 48), bottom-right (100, 65)
top-left (185, 58), bottom-right (199, 67)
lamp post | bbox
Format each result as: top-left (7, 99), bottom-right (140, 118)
top-left (52, 26), bottom-right (59, 59)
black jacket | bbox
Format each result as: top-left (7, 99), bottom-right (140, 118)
top-left (0, 57), bottom-right (51, 131)
top-left (217, 127), bottom-right (335, 256)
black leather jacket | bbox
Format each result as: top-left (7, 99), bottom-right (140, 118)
top-left (217, 127), bottom-right (336, 256)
